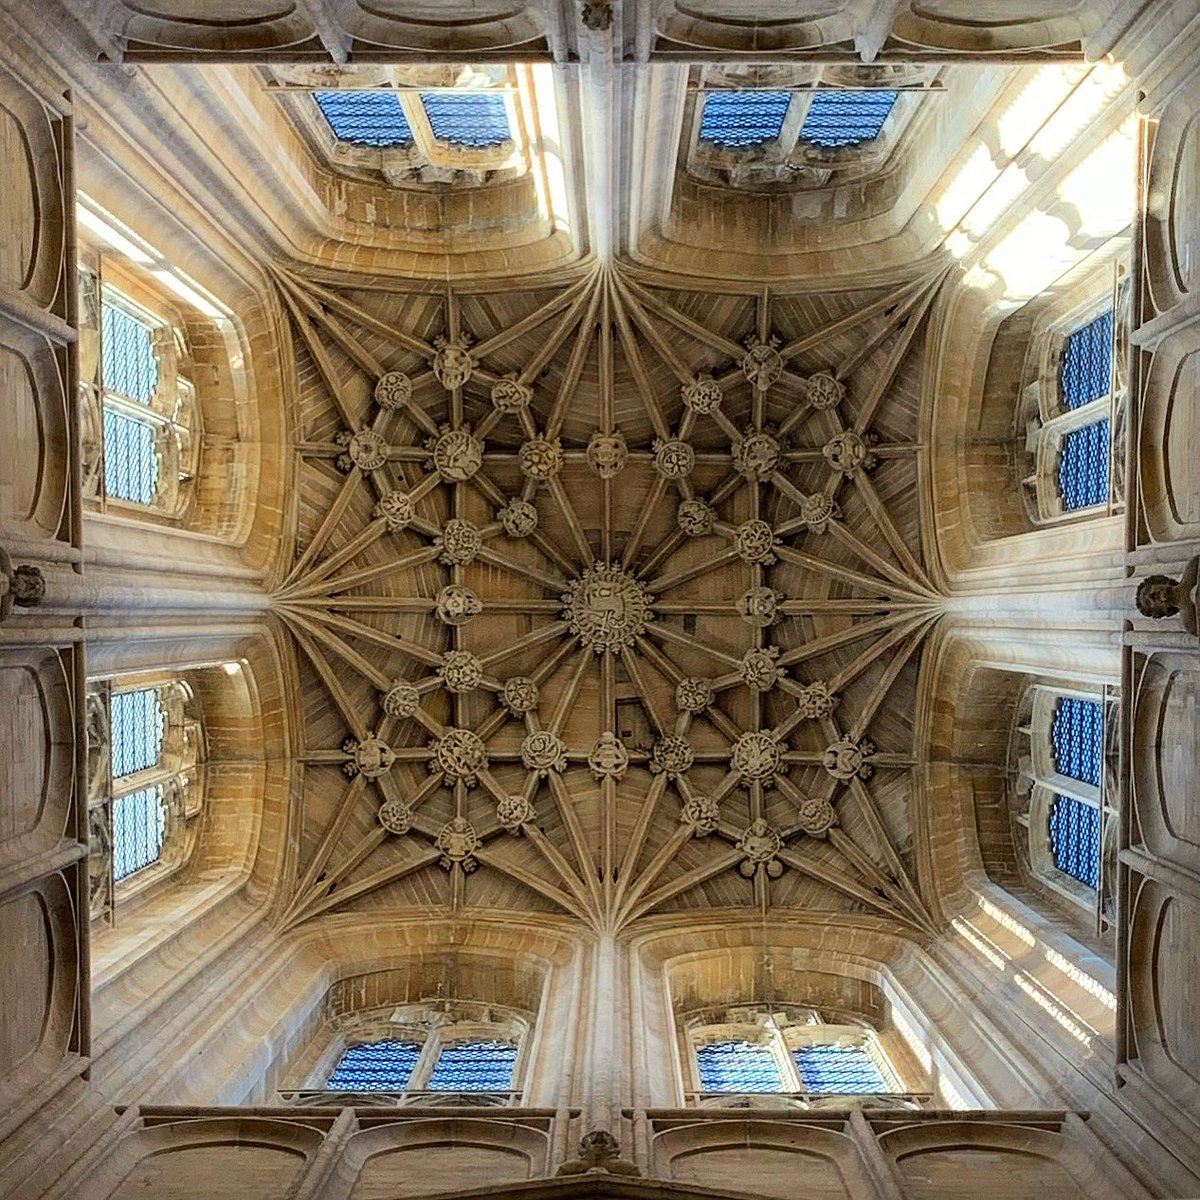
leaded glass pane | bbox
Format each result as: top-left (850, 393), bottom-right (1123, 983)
top-left (1051, 697), bottom-right (1103, 786)
top-left (695, 1040), bottom-right (783, 1092)
top-left (426, 1040), bottom-right (517, 1091)
top-left (103, 409), bottom-right (159, 504)
top-left (1060, 310), bottom-right (1113, 410)
top-left (110, 688), bottom-right (166, 778)
top-left (112, 786), bottom-right (166, 881)
top-left (699, 91), bottom-right (791, 148)
top-left (793, 1043), bottom-right (888, 1093)
top-left (315, 91), bottom-right (414, 147)
top-left (1057, 419), bottom-right (1110, 511)
top-left (799, 91), bottom-right (898, 148)
top-left (101, 301), bottom-right (158, 404)
top-left (420, 92), bottom-right (510, 148)
top-left (326, 1041), bottom-right (422, 1091)
top-left (1049, 795), bottom-right (1101, 889)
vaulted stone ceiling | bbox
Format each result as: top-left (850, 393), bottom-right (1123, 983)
top-left (272, 263), bottom-right (945, 935)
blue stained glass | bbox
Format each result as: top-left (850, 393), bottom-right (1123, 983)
top-left (112, 786), bottom-right (166, 881)
top-left (696, 1041), bottom-right (784, 1093)
top-left (800, 91), bottom-right (898, 148)
top-left (1061, 310), bottom-right (1113, 410)
top-left (1051, 698), bottom-right (1103, 786)
top-left (103, 408), bottom-right (159, 504)
top-left (793, 1043), bottom-right (888, 1094)
top-left (426, 1040), bottom-right (517, 1091)
top-left (420, 92), bottom-right (511, 148)
top-left (1057, 419), bottom-right (1110, 511)
top-left (315, 91), bottom-right (414, 147)
top-left (102, 302), bottom-right (158, 403)
top-left (326, 1041), bottom-right (422, 1091)
top-left (111, 688), bottom-right (165, 778)
top-left (1049, 795), bottom-right (1101, 889)
top-left (699, 91), bottom-right (792, 148)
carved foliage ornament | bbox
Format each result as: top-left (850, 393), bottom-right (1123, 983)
top-left (491, 374), bottom-right (532, 413)
top-left (497, 794), bottom-right (535, 833)
top-left (502, 676), bottom-right (539, 715)
top-left (805, 371), bottom-right (844, 410)
top-left (431, 728), bottom-right (488, 785)
top-left (375, 490), bottom-right (415, 532)
top-left (675, 677), bottom-right (713, 713)
top-left (650, 735), bottom-right (693, 779)
top-left (498, 498), bottom-right (538, 538)
top-left (681, 793), bottom-right (720, 836)
top-left (438, 650), bottom-right (483, 694)
top-left (382, 681), bottom-right (420, 719)
top-left (520, 435), bottom-right (564, 480)
top-left (522, 730), bottom-right (569, 776)
top-left (793, 792), bottom-right (836, 838)
top-left (681, 374), bottom-right (723, 414)
top-left (374, 370), bottom-right (412, 410)
top-left (435, 518), bottom-right (482, 565)
top-left (734, 519), bottom-right (779, 564)
top-left (336, 428), bottom-right (387, 473)
top-left (799, 491), bottom-right (840, 534)
top-left (653, 438), bottom-right (695, 480)
top-left (731, 731), bottom-right (784, 784)
top-left (739, 646), bottom-right (785, 692)
top-left (733, 431), bottom-right (782, 480)
top-left (378, 798), bottom-right (413, 835)
top-left (796, 681), bottom-right (838, 720)
top-left (678, 499), bottom-right (715, 537)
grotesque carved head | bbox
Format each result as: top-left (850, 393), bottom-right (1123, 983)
top-left (1136, 574), bottom-right (1181, 619)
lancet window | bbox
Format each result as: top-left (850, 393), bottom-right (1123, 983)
top-left (86, 678), bottom-right (206, 924)
top-left (1018, 278), bottom-right (1128, 523)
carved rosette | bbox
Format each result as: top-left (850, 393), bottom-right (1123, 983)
top-left (374, 370), bottom-right (412, 410)
top-left (375, 490), bottom-right (415, 532)
top-left (342, 735), bottom-right (396, 779)
top-left (653, 438), bottom-right (695, 480)
top-left (497, 794), bottom-right (535, 834)
top-left (793, 792), bottom-right (836, 838)
top-left (378, 798), bottom-right (413, 835)
top-left (822, 737), bottom-right (876, 780)
top-left (498, 498), bottom-right (538, 538)
top-left (562, 563), bottom-right (654, 655)
top-left (649, 735), bottom-right (693, 779)
top-left (680, 793), bottom-right (720, 836)
top-left (737, 586), bottom-right (783, 628)
top-left (430, 728), bottom-right (489, 786)
top-left (336, 429), bottom-right (388, 473)
top-left (677, 499), bottom-right (715, 537)
top-left (435, 816), bottom-right (480, 872)
top-left (588, 731), bottom-right (629, 781)
top-left (522, 730), bottom-right (569, 776)
top-left (739, 646), bottom-right (785, 692)
top-left (435, 518), bottom-right (482, 565)
top-left (681, 374), bottom-right (722, 414)
top-left (438, 650), bottom-right (483, 694)
top-left (805, 371), bottom-right (845, 410)
top-left (734, 519), bottom-right (779, 564)
top-left (520, 435), bottom-right (564, 480)
top-left (736, 818), bottom-right (784, 877)
top-left (502, 676), bottom-right (539, 715)
top-left (675, 677), bottom-right (713, 713)
top-left (731, 731), bottom-right (784, 785)
top-left (796, 682), bottom-right (838, 720)
top-left (741, 334), bottom-right (783, 392)
top-left (732, 431), bottom-right (782, 480)
top-left (381, 681), bottom-right (420, 719)
top-left (491, 374), bottom-right (532, 413)
top-left (822, 430), bottom-right (877, 476)
top-left (799, 491), bottom-right (840, 534)
top-left (428, 426), bottom-right (483, 482)
top-left (431, 336), bottom-right (475, 389)
top-left (435, 584), bottom-right (482, 626)
top-left (586, 430), bottom-right (628, 478)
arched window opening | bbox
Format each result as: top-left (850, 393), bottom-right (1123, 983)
top-left (86, 678), bottom-right (207, 925)
top-left (326, 1040), bottom-right (422, 1091)
top-left (798, 90), bottom-right (898, 148)
top-left (1017, 272), bottom-right (1129, 524)
top-left (698, 91), bottom-right (791, 148)
top-left (426, 1040), bottom-right (519, 1091)
top-left (315, 90), bottom-right (413, 146)
top-left (684, 1007), bottom-right (911, 1110)
top-left (1010, 686), bottom-right (1117, 934)
top-left (420, 91), bottom-right (510, 148)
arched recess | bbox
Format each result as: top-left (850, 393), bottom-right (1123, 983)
top-left (85, 629), bottom-right (292, 1043)
top-left (626, 918), bottom-right (1023, 1112)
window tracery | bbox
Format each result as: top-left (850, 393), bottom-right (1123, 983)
top-left (86, 678), bottom-right (206, 925)
top-left (1017, 273), bottom-right (1129, 524)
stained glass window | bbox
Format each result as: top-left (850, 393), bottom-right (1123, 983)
top-left (1057, 419), bottom-right (1110, 510)
top-left (103, 409), bottom-right (159, 504)
top-left (1060, 310), bottom-right (1113, 410)
top-left (1049, 795), bottom-right (1101, 889)
top-left (112, 786), bottom-right (166, 881)
top-left (102, 301), bottom-right (158, 404)
top-left (326, 1040), bottom-right (422, 1091)
top-left (695, 1040), bottom-right (784, 1092)
top-left (426, 1040), bottom-right (518, 1091)
top-left (110, 688), bottom-right (166, 778)
top-left (793, 1043), bottom-right (889, 1094)
top-left (799, 91), bottom-right (898, 149)
top-left (315, 91), bottom-right (414, 147)
top-left (699, 91), bottom-right (791, 148)
top-left (420, 92), bottom-right (511, 148)
top-left (1051, 698), bottom-right (1103, 786)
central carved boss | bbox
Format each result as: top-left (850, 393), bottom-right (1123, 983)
top-left (562, 563), bottom-right (654, 655)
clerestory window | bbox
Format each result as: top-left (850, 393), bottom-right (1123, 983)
top-left (315, 90), bottom-right (414, 147)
